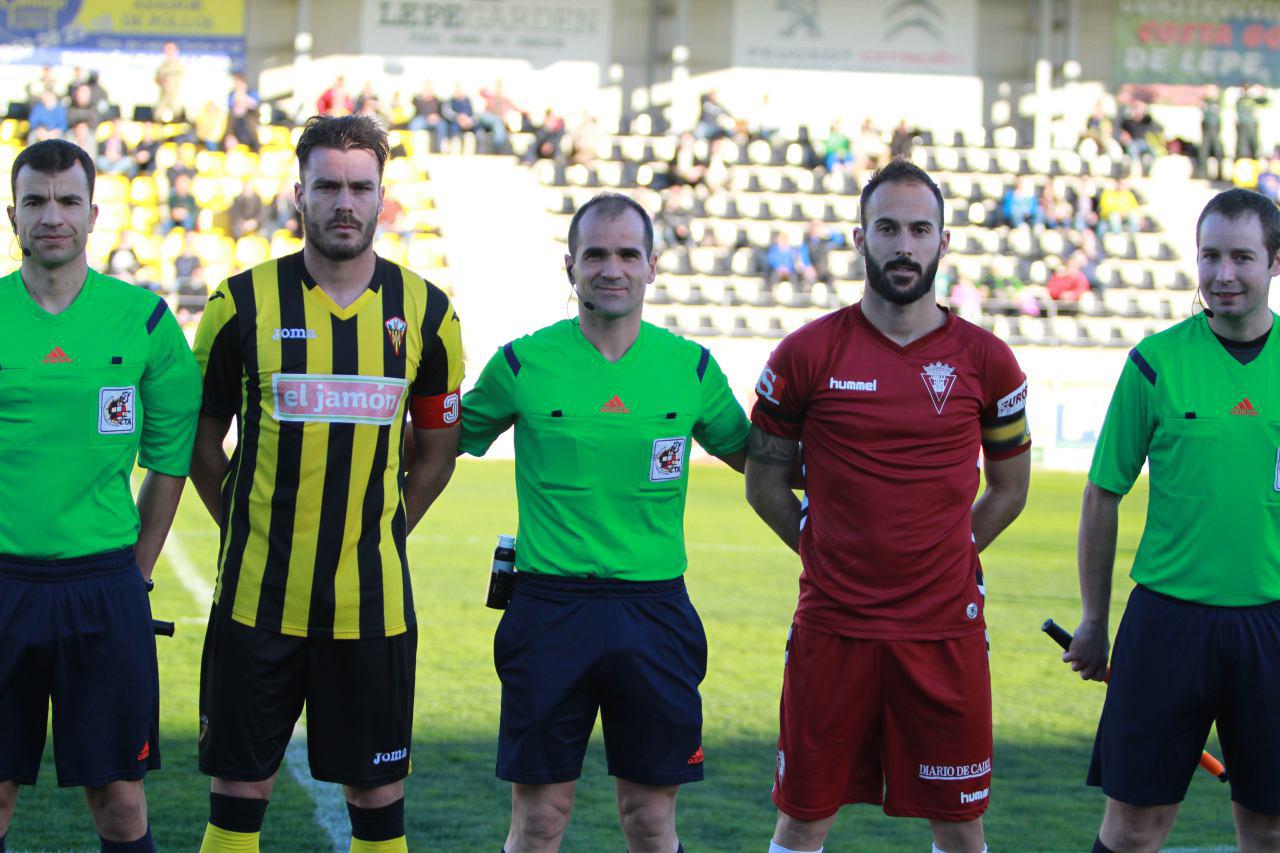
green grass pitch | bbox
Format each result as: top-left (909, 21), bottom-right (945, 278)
top-left (8, 464), bottom-right (1238, 851)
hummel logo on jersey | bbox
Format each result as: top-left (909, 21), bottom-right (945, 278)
top-left (43, 346), bottom-right (71, 363)
top-left (829, 377), bottom-right (877, 391)
top-left (136, 740), bottom-right (150, 762)
top-left (687, 746), bottom-right (705, 765)
top-left (961, 787), bottom-right (989, 804)
top-left (272, 327), bottom-right (317, 340)
top-left (1231, 398), bottom-right (1259, 416)
top-left (601, 395), bottom-right (630, 413)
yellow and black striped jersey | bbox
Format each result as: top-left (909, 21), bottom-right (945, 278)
top-left (193, 251), bottom-right (463, 638)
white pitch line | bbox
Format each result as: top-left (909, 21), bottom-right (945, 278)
top-left (165, 533), bottom-right (347, 852)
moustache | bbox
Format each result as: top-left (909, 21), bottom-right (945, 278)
top-left (885, 260), bottom-right (921, 272)
top-left (327, 217), bottom-right (362, 229)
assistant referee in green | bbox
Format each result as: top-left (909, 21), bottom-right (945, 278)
top-left (460, 192), bottom-right (749, 853)
top-left (1065, 187), bottom-right (1280, 853)
top-left (0, 140), bottom-right (201, 852)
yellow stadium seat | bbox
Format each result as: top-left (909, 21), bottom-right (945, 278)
top-left (135, 234), bottom-right (163, 264)
top-left (270, 233), bottom-right (303, 256)
top-left (194, 233), bottom-right (235, 266)
top-left (130, 176), bottom-right (159, 205)
top-left (259, 145), bottom-right (296, 180)
top-left (1233, 158), bottom-right (1260, 189)
top-left (130, 206), bottom-right (161, 231)
top-left (196, 149), bottom-right (227, 176)
top-left (96, 174), bottom-right (130, 206)
top-left (374, 233), bottom-right (406, 265)
top-left (226, 148), bottom-right (260, 179)
top-left (234, 235), bottom-right (271, 268)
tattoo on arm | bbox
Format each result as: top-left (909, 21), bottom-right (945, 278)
top-left (747, 427), bottom-right (799, 466)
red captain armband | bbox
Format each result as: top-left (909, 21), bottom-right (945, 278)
top-left (410, 390), bottom-right (461, 429)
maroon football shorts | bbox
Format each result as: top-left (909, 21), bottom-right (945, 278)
top-left (771, 623), bottom-right (993, 822)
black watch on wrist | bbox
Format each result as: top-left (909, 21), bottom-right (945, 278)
top-left (144, 577), bottom-right (155, 593)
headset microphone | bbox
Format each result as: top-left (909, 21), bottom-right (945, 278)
top-left (20, 244), bottom-right (30, 258)
top-left (568, 270), bottom-right (596, 311)
top-left (1204, 307), bottom-right (1215, 318)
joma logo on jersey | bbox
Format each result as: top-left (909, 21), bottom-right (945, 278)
top-left (372, 747), bottom-right (408, 765)
top-left (272, 327), bottom-right (317, 340)
top-left (829, 377), bottom-right (877, 391)
top-left (272, 374), bottom-right (408, 425)
top-left (919, 759), bottom-right (991, 780)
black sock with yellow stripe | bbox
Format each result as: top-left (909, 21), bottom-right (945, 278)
top-left (348, 799), bottom-right (407, 852)
top-left (199, 793), bottom-right (268, 852)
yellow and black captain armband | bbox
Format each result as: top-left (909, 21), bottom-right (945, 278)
top-left (981, 410), bottom-right (1030, 457)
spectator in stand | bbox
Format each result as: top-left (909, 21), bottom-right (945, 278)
top-left (409, 82), bottom-right (448, 152)
top-left (1067, 175), bottom-right (1099, 232)
top-left (1235, 84), bottom-right (1266, 160)
top-left (317, 75), bottom-right (355, 116)
top-left (193, 101), bottom-right (225, 150)
top-left (568, 114), bottom-right (601, 167)
top-left (854, 117), bottom-right (887, 175)
top-left (890, 119), bottom-right (914, 160)
top-left (1047, 252), bottom-right (1092, 302)
top-left (354, 82), bottom-right (380, 114)
top-left (1002, 176), bottom-right (1042, 228)
top-left (660, 131), bottom-right (707, 189)
top-left (704, 137), bottom-right (731, 194)
top-left (165, 172), bottom-right (199, 233)
top-left (1119, 97), bottom-right (1163, 172)
top-left (25, 65), bottom-right (57, 107)
top-left (27, 88), bottom-right (67, 142)
top-left (267, 177), bottom-right (301, 238)
top-left (97, 126), bottom-right (136, 177)
top-left (766, 231), bottom-right (814, 293)
top-left (227, 183), bottom-right (267, 240)
top-left (129, 122), bottom-right (162, 175)
top-left (66, 84), bottom-right (101, 131)
top-left (1097, 178), bottom-right (1142, 234)
top-left (656, 187), bottom-right (695, 251)
top-left (166, 144), bottom-right (198, 187)
top-left (802, 218), bottom-right (845, 288)
top-left (376, 193), bottom-right (410, 240)
top-left (107, 232), bottom-right (142, 282)
top-left (67, 121), bottom-right (97, 158)
top-left (521, 107), bottom-right (565, 164)
top-left (1256, 157), bottom-right (1280, 202)
top-left (476, 82), bottom-right (517, 154)
top-left (823, 119), bottom-right (854, 173)
top-left (1198, 84), bottom-right (1225, 180)
top-left (154, 41), bottom-right (184, 121)
top-left (695, 90), bottom-right (734, 141)
top-left (1040, 177), bottom-right (1074, 229)
top-left (77, 70), bottom-right (111, 117)
top-left (947, 272), bottom-right (986, 324)
top-left (356, 93), bottom-right (390, 131)
top-left (1079, 100), bottom-right (1116, 159)
top-left (225, 72), bottom-right (260, 151)
top-left (442, 85), bottom-right (476, 150)
top-left (174, 234), bottom-right (208, 318)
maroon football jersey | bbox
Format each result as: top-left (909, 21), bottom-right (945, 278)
top-left (752, 304), bottom-right (1030, 640)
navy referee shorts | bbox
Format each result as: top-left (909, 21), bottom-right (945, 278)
top-left (0, 548), bottom-right (160, 787)
top-left (494, 573), bottom-right (708, 786)
top-left (1089, 584), bottom-right (1280, 814)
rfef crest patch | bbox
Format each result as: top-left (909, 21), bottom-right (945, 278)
top-left (99, 386), bottom-right (136, 434)
top-left (650, 437), bottom-right (686, 482)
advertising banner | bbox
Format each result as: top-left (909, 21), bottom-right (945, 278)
top-left (0, 0), bottom-right (245, 61)
top-left (1116, 0), bottom-right (1280, 86)
top-left (362, 0), bottom-right (611, 66)
top-left (731, 0), bottom-right (978, 75)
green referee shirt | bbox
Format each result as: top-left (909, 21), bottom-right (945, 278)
top-left (0, 269), bottom-right (201, 560)
top-left (460, 319), bottom-right (750, 580)
top-left (1090, 313), bottom-right (1280, 605)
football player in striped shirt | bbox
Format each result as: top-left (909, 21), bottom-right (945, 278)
top-left (190, 115), bottom-right (463, 853)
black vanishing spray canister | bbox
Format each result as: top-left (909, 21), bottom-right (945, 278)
top-left (485, 534), bottom-right (516, 609)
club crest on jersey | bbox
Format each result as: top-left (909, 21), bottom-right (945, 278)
top-left (650, 437), bottom-right (686, 482)
top-left (98, 386), bottom-right (136, 434)
top-left (385, 316), bottom-right (408, 356)
top-left (920, 361), bottom-right (957, 415)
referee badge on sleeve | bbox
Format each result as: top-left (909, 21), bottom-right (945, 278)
top-left (650, 437), bottom-right (686, 482)
top-left (99, 386), bottom-right (137, 434)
